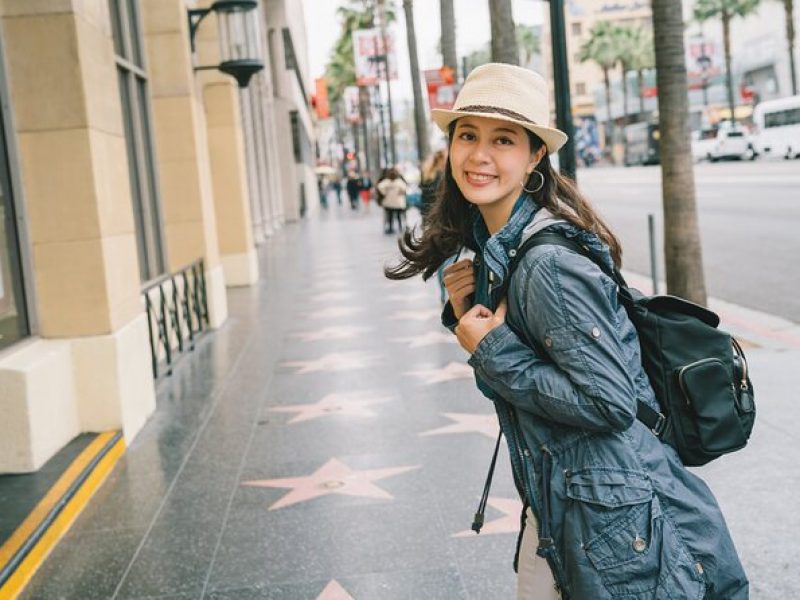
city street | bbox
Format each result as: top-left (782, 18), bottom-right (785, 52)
top-left (579, 159), bottom-right (800, 323)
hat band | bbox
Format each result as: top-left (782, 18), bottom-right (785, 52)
top-left (455, 104), bottom-right (537, 125)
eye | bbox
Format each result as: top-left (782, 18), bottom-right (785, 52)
top-left (457, 131), bottom-right (476, 141)
top-left (496, 136), bottom-right (514, 145)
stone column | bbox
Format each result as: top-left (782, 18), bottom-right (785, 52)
top-left (139, 0), bottom-right (228, 324)
top-left (195, 4), bottom-right (258, 286)
top-left (0, 0), bottom-right (155, 471)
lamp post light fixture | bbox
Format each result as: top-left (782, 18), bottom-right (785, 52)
top-left (188, 0), bottom-right (264, 88)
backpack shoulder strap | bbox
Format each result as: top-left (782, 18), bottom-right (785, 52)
top-left (505, 231), bottom-right (666, 437)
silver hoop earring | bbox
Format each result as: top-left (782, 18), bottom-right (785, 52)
top-left (522, 171), bottom-right (545, 194)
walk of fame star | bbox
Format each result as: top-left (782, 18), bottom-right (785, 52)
top-left (309, 290), bottom-right (354, 303)
top-left (289, 325), bottom-right (372, 341)
top-left (305, 306), bottom-right (363, 320)
top-left (268, 391), bottom-right (393, 423)
top-left (419, 412), bottom-right (499, 439)
top-left (316, 580), bottom-right (354, 600)
top-left (452, 497), bottom-right (523, 537)
top-left (405, 361), bottom-right (473, 384)
top-left (281, 352), bottom-right (379, 374)
top-left (391, 331), bottom-right (458, 348)
top-left (242, 458), bottom-right (420, 510)
top-left (388, 309), bottom-right (441, 321)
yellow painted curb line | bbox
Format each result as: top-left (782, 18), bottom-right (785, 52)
top-left (0, 431), bottom-right (126, 600)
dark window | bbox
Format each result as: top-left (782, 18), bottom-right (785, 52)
top-left (571, 22), bottom-right (582, 36)
top-left (765, 107), bottom-right (800, 128)
top-left (108, 0), bottom-right (165, 282)
top-left (0, 94), bottom-right (29, 350)
top-left (575, 82), bottom-right (586, 96)
top-left (290, 110), bottom-right (302, 163)
top-left (282, 27), bottom-right (296, 70)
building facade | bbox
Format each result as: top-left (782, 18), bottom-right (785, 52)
top-left (0, 0), bottom-right (316, 474)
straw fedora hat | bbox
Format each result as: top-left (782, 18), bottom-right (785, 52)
top-left (431, 63), bottom-right (568, 154)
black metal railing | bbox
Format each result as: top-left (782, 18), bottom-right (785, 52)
top-left (142, 258), bottom-right (210, 379)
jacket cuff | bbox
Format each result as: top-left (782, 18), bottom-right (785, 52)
top-left (468, 323), bottom-right (514, 368)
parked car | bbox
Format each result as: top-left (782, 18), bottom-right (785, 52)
top-left (691, 125), bottom-right (750, 161)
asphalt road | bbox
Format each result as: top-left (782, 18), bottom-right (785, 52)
top-left (577, 159), bottom-right (800, 323)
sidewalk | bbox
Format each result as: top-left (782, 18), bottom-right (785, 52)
top-left (18, 205), bottom-right (800, 599)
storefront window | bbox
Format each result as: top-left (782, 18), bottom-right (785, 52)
top-left (0, 110), bottom-right (29, 350)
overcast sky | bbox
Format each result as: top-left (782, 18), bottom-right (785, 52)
top-left (302, 0), bottom-right (545, 103)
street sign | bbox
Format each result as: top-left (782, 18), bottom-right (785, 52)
top-left (343, 86), bottom-right (361, 124)
top-left (314, 77), bottom-right (330, 119)
top-left (424, 68), bottom-right (457, 110)
top-left (352, 28), bottom-right (397, 86)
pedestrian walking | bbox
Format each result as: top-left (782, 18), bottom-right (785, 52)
top-left (385, 63), bottom-right (748, 599)
top-left (332, 177), bottom-right (343, 206)
top-left (346, 172), bottom-right (360, 210)
top-left (419, 148), bottom-right (447, 224)
top-left (359, 173), bottom-right (373, 209)
top-left (377, 167), bottom-right (407, 234)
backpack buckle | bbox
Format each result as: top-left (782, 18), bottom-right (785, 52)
top-left (651, 413), bottom-right (667, 437)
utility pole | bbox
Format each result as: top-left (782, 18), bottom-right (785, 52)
top-left (546, 0), bottom-right (577, 179)
top-left (376, 0), bottom-right (397, 165)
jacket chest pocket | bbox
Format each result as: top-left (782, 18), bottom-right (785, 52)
top-left (564, 468), bottom-right (705, 598)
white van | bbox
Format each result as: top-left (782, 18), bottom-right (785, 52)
top-left (752, 95), bottom-right (800, 159)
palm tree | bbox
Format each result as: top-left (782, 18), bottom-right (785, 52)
top-left (652, 0), bottom-right (707, 304)
top-left (440, 0), bottom-right (458, 74)
top-left (403, 0), bottom-right (429, 161)
top-left (464, 44), bottom-right (491, 75)
top-left (578, 21), bottom-right (619, 161)
top-left (693, 0), bottom-right (760, 123)
top-left (628, 27), bottom-right (655, 115)
top-left (488, 0), bottom-right (519, 64)
top-left (517, 24), bottom-right (540, 68)
top-left (614, 26), bottom-right (635, 124)
top-left (778, 0), bottom-right (797, 94)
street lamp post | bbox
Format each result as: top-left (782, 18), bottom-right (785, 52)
top-left (546, 0), bottom-right (577, 179)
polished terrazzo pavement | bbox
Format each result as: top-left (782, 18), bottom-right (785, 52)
top-left (19, 202), bottom-right (800, 599)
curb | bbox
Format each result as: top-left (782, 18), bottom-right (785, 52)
top-left (0, 431), bottom-right (125, 600)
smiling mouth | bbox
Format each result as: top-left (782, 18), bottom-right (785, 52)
top-left (465, 172), bottom-right (497, 184)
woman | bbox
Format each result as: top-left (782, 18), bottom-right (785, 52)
top-left (385, 63), bottom-right (748, 599)
top-left (377, 167), bottom-right (408, 234)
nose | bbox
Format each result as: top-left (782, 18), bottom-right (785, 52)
top-left (466, 139), bottom-right (492, 165)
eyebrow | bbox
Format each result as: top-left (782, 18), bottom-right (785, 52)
top-left (457, 123), bottom-right (521, 136)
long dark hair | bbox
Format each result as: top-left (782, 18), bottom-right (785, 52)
top-left (385, 122), bottom-right (622, 280)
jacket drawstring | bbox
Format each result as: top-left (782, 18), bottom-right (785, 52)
top-left (472, 428), bottom-right (503, 533)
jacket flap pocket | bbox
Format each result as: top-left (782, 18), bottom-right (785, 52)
top-left (566, 468), bottom-right (653, 508)
top-left (544, 321), bottom-right (601, 352)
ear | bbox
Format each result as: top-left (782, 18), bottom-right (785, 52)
top-left (525, 145), bottom-right (548, 175)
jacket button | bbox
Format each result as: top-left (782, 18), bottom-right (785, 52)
top-left (632, 536), bottom-right (647, 553)
top-left (591, 327), bottom-right (601, 338)
top-left (509, 249), bottom-right (517, 257)
top-left (545, 337), bottom-right (553, 348)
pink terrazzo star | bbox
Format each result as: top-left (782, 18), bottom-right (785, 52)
top-left (453, 497), bottom-right (523, 537)
top-left (419, 412), bottom-right (499, 439)
top-left (305, 306), bottom-right (363, 320)
top-left (405, 361), bottom-right (473, 384)
top-left (388, 309), bottom-right (441, 321)
top-left (309, 291), bottom-right (354, 303)
top-left (281, 352), bottom-right (379, 374)
top-left (243, 458), bottom-right (420, 510)
top-left (289, 325), bottom-right (372, 342)
top-left (385, 291), bottom-right (432, 302)
top-left (268, 391), bottom-right (393, 424)
top-left (317, 580), bottom-right (354, 600)
top-left (391, 331), bottom-right (458, 348)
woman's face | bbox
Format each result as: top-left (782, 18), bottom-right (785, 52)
top-left (449, 116), bottom-right (542, 211)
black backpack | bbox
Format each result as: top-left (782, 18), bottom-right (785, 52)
top-left (508, 231), bottom-right (756, 467)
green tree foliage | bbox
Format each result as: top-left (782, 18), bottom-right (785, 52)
top-left (693, 0), bottom-right (760, 121)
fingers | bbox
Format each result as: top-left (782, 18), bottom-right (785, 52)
top-left (494, 299), bottom-right (508, 321)
top-left (443, 258), bottom-right (473, 277)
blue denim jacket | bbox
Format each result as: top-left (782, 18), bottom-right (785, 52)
top-left (445, 195), bottom-right (748, 599)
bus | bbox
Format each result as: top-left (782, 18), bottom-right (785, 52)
top-left (624, 121), bottom-right (660, 166)
top-left (752, 95), bottom-right (800, 159)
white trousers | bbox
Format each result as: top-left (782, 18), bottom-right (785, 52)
top-left (517, 508), bottom-right (561, 600)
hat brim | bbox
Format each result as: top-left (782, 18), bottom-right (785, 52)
top-left (431, 108), bottom-right (568, 155)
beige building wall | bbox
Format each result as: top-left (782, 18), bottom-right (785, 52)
top-left (140, 0), bottom-right (228, 323)
top-left (0, 0), bottom-right (155, 472)
top-left (541, 1), bottom-right (652, 119)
